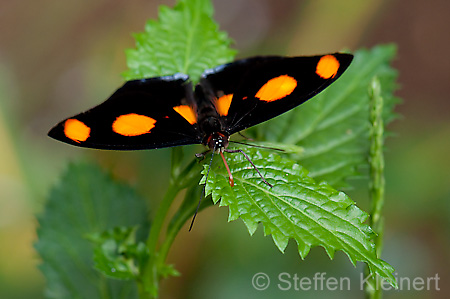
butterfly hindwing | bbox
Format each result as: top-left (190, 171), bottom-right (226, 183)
top-left (48, 74), bottom-right (202, 150)
top-left (201, 53), bottom-right (353, 134)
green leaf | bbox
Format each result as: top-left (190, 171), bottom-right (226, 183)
top-left (122, 0), bottom-right (236, 84)
top-left (204, 147), bottom-right (397, 287)
top-left (88, 227), bottom-right (149, 280)
top-left (35, 162), bottom-right (150, 299)
top-left (249, 44), bottom-right (400, 189)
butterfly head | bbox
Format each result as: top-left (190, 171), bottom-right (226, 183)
top-left (205, 132), bottom-right (229, 153)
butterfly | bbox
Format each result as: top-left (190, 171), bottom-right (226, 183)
top-left (49, 53), bottom-right (353, 187)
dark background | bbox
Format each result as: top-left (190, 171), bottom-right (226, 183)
top-left (0, 0), bottom-right (448, 298)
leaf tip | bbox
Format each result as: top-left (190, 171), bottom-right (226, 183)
top-left (271, 233), bottom-right (289, 253)
top-left (241, 216), bottom-right (258, 236)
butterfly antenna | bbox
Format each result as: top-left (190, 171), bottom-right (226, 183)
top-left (229, 140), bottom-right (285, 152)
top-left (189, 145), bottom-right (216, 231)
top-left (237, 132), bottom-right (254, 141)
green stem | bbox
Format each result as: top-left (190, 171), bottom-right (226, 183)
top-left (138, 150), bottom-right (202, 298)
top-left (157, 186), bottom-right (213, 268)
top-left (157, 190), bottom-right (197, 268)
top-left (140, 180), bottom-right (181, 298)
top-left (365, 77), bottom-right (385, 299)
top-left (146, 183), bottom-right (181, 254)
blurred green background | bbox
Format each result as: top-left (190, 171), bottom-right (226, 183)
top-left (0, 0), bottom-right (448, 298)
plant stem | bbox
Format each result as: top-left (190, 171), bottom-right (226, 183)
top-left (157, 188), bottom-right (198, 269)
top-left (157, 184), bottom-right (213, 270)
top-left (138, 147), bottom-right (186, 298)
top-left (138, 149), bottom-right (201, 298)
top-left (365, 77), bottom-right (385, 299)
top-left (139, 180), bottom-right (181, 298)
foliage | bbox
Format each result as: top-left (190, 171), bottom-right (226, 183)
top-left (204, 147), bottom-right (395, 285)
top-left (38, 0), bottom-right (400, 297)
top-left (122, 0), bottom-right (236, 84)
top-left (35, 163), bottom-right (150, 298)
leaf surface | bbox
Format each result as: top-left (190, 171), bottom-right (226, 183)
top-left (123, 0), bottom-right (236, 83)
top-left (36, 163), bottom-right (150, 299)
top-left (204, 148), bottom-right (397, 287)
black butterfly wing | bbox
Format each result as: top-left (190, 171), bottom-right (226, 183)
top-left (201, 53), bottom-right (353, 134)
top-left (48, 74), bottom-right (203, 150)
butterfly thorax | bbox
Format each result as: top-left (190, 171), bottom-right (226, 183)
top-left (195, 84), bottom-right (230, 151)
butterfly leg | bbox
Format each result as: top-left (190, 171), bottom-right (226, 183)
top-left (224, 149), bottom-right (273, 188)
top-left (195, 149), bottom-right (211, 161)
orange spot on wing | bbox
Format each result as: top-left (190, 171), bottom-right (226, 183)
top-left (173, 105), bottom-right (197, 124)
top-left (64, 119), bottom-right (90, 143)
top-left (112, 113), bottom-right (156, 136)
top-left (215, 94), bottom-right (233, 116)
top-left (316, 55), bottom-right (340, 79)
top-left (255, 75), bottom-right (297, 102)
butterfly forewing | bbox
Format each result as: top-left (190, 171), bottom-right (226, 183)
top-left (202, 54), bottom-right (353, 134)
top-left (48, 75), bottom-right (202, 150)
top-left (49, 53), bottom-right (353, 151)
